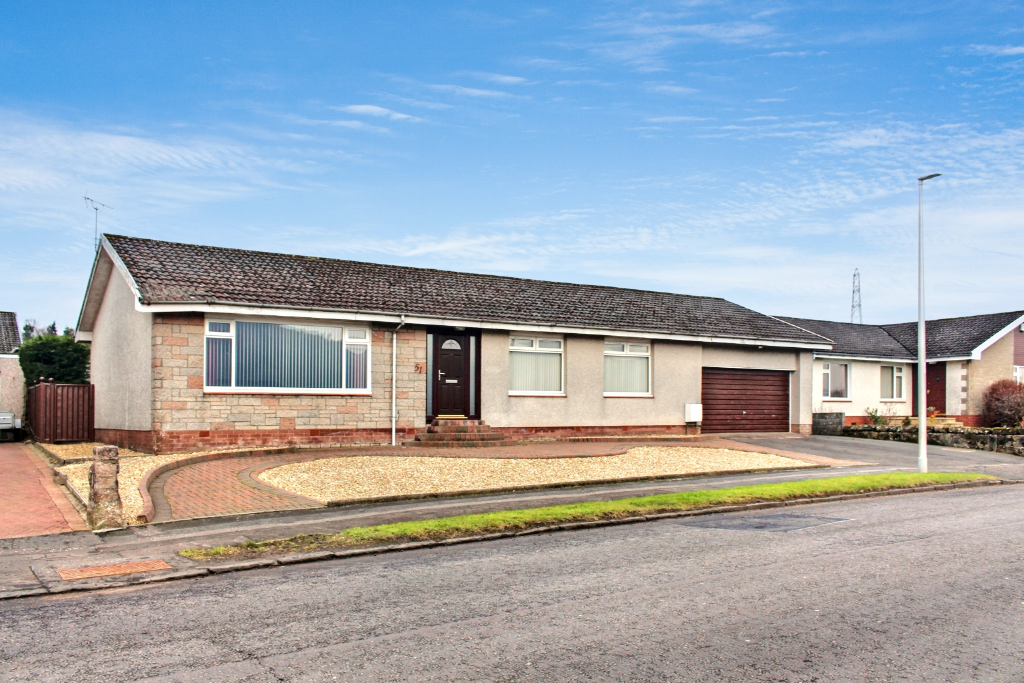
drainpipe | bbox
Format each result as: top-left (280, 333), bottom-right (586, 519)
top-left (392, 315), bottom-right (407, 446)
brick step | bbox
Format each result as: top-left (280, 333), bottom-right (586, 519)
top-left (402, 439), bottom-right (519, 448)
top-left (427, 425), bottom-right (495, 434)
top-left (416, 432), bottom-right (507, 442)
top-left (431, 419), bottom-right (483, 427)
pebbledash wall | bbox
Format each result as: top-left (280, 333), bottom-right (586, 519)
top-left (93, 306), bottom-right (428, 453)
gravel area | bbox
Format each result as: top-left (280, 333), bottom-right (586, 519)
top-left (59, 454), bottom-right (186, 525)
top-left (44, 442), bottom-right (150, 461)
top-left (258, 446), bottom-right (813, 504)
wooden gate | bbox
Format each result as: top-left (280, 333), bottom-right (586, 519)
top-left (27, 382), bottom-right (95, 443)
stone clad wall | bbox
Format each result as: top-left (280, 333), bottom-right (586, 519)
top-left (149, 313), bottom-right (427, 453)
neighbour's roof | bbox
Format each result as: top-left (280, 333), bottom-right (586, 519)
top-left (98, 234), bottom-right (830, 346)
top-left (777, 317), bottom-right (913, 359)
top-left (779, 310), bottom-right (1024, 361)
top-left (0, 311), bottom-right (20, 354)
top-left (881, 311), bottom-right (1024, 359)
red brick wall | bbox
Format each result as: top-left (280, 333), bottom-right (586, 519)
top-left (148, 427), bottom-right (418, 454)
top-left (95, 429), bottom-right (157, 453)
top-left (492, 424), bottom-right (700, 439)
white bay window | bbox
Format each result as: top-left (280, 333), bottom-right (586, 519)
top-left (509, 336), bottom-right (563, 394)
top-left (204, 320), bottom-right (371, 394)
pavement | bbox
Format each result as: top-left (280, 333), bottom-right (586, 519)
top-left (0, 443), bottom-right (88, 539)
top-left (1, 434), bottom-right (1022, 602)
top-left (2, 479), bottom-right (1024, 681)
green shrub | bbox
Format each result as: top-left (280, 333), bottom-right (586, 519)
top-left (865, 407), bottom-right (888, 426)
top-left (19, 334), bottom-right (90, 385)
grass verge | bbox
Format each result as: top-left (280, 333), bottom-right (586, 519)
top-left (180, 472), bottom-right (994, 561)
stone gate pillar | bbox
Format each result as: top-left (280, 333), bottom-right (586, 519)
top-left (88, 445), bottom-right (124, 529)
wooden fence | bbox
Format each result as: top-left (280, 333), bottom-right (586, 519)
top-left (27, 382), bottom-right (95, 443)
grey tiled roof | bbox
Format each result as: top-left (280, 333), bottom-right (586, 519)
top-left (777, 317), bottom-right (913, 359)
top-left (103, 235), bottom-right (829, 345)
top-left (881, 311), bottom-right (1024, 358)
top-left (780, 310), bottom-right (1024, 360)
top-left (0, 311), bottom-right (20, 354)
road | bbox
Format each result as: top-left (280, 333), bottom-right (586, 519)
top-left (3, 480), bottom-right (1024, 681)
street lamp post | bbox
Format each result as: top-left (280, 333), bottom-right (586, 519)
top-left (917, 173), bottom-right (941, 473)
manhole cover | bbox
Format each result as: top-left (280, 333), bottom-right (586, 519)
top-left (57, 559), bottom-right (172, 581)
top-left (674, 513), bottom-right (849, 532)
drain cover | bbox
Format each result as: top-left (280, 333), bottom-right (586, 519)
top-left (674, 513), bottom-right (849, 532)
top-left (57, 560), bottom-right (172, 581)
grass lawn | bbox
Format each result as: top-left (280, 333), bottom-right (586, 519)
top-left (180, 472), bottom-right (994, 561)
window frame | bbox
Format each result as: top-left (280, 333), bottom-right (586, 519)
top-left (507, 335), bottom-right (565, 396)
top-left (880, 364), bottom-right (905, 401)
top-left (202, 318), bottom-right (372, 395)
top-left (603, 339), bottom-right (653, 397)
top-left (821, 361), bottom-right (849, 400)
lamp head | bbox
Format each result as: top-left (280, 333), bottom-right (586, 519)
top-left (918, 173), bottom-right (942, 182)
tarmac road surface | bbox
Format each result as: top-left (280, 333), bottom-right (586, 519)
top-left (3, 481), bottom-right (1024, 681)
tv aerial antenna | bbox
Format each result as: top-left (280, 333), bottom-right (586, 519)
top-left (83, 196), bottom-right (112, 252)
top-left (851, 268), bottom-right (862, 324)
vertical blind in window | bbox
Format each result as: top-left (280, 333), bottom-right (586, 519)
top-left (235, 322), bottom-right (346, 389)
top-left (509, 351), bottom-right (562, 392)
top-left (604, 356), bottom-right (649, 393)
top-left (345, 344), bottom-right (368, 390)
top-left (206, 337), bottom-right (232, 387)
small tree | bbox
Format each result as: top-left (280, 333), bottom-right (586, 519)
top-left (982, 380), bottom-right (1024, 428)
top-left (18, 334), bottom-right (90, 385)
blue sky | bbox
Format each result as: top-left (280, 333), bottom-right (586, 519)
top-left (1, 1), bottom-right (1022, 330)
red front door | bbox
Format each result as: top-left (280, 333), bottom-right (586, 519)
top-left (927, 362), bottom-right (946, 414)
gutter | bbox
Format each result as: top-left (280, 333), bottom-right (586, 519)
top-left (392, 314), bottom-right (407, 446)
top-left (130, 300), bottom-right (832, 351)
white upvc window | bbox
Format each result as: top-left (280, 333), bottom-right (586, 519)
top-left (1015, 366), bottom-right (1024, 385)
top-left (509, 336), bottom-right (564, 395)
top-left (604, 340), bottom-right (651, 396)
top-left (822, 362), bottom-right (848, 399)
top-left (203, 319), bottom-right (371, 394)
top-left (881, 365), bottom-right (904, 399)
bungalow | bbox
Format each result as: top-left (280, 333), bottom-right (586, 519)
top-left (780, 311), bottom-right (1024, 426)
top-left (75, 235), bottom-right (831, 453)
top-left (0, 311), bottom-right (25, 432)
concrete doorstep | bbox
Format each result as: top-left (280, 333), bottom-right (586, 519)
top-left (0, 478), bottom-right (1009, 602)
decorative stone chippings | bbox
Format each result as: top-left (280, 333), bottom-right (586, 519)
top-left (87, 445), bottom-right (124, 529)
top-left (258, 446), bottom-right (813, 504)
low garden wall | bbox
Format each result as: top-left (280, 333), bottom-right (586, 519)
top-left (842, 425), bottom-right (1024, 457)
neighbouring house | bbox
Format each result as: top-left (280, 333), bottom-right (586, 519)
top-left (780, 311), bottom-right (1024, 426)
top-left (75, 235), bottom-right (832, 453)
top-left (0, 311), bottom-right (25, 426)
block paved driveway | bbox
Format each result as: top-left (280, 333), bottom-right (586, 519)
top-left (148, 439), bottom-right (843, 523)
top-left (0, 442), bottom-right (88, 539)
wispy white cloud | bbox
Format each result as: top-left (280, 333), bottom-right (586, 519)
top-left (288, 115), bottom-right (391, 134)
top-left (646, 116), bottom-right (712, 122)
top-left (383, 95), bottom-right (454, 110)
top-left (460, 71), bottom-right (529, 85)
top-left (646, 83), bottom-right (699, 95)
top-left (426, 83), bottom-right (520, 98)
top-left (333, 105), bottom-right (422, 121)
top-left (967, 44), bottom-right (1024, 56)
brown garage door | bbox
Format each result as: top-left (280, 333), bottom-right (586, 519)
top-left (701, 368), bottom-right (790, 433)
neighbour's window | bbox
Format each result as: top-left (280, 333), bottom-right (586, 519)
top-left (509, 336), bottom-right (563, 394)
top-left (204, 319), bottom-right (371, 392)
top-left (822, 362), bottom-right (848, 398)
top-left (1015, 366), bottom-right (1024, 385)
top-left (881, 365), bottom-right (904, 399)
top-left (604, 341), bottom-right (651, 395)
